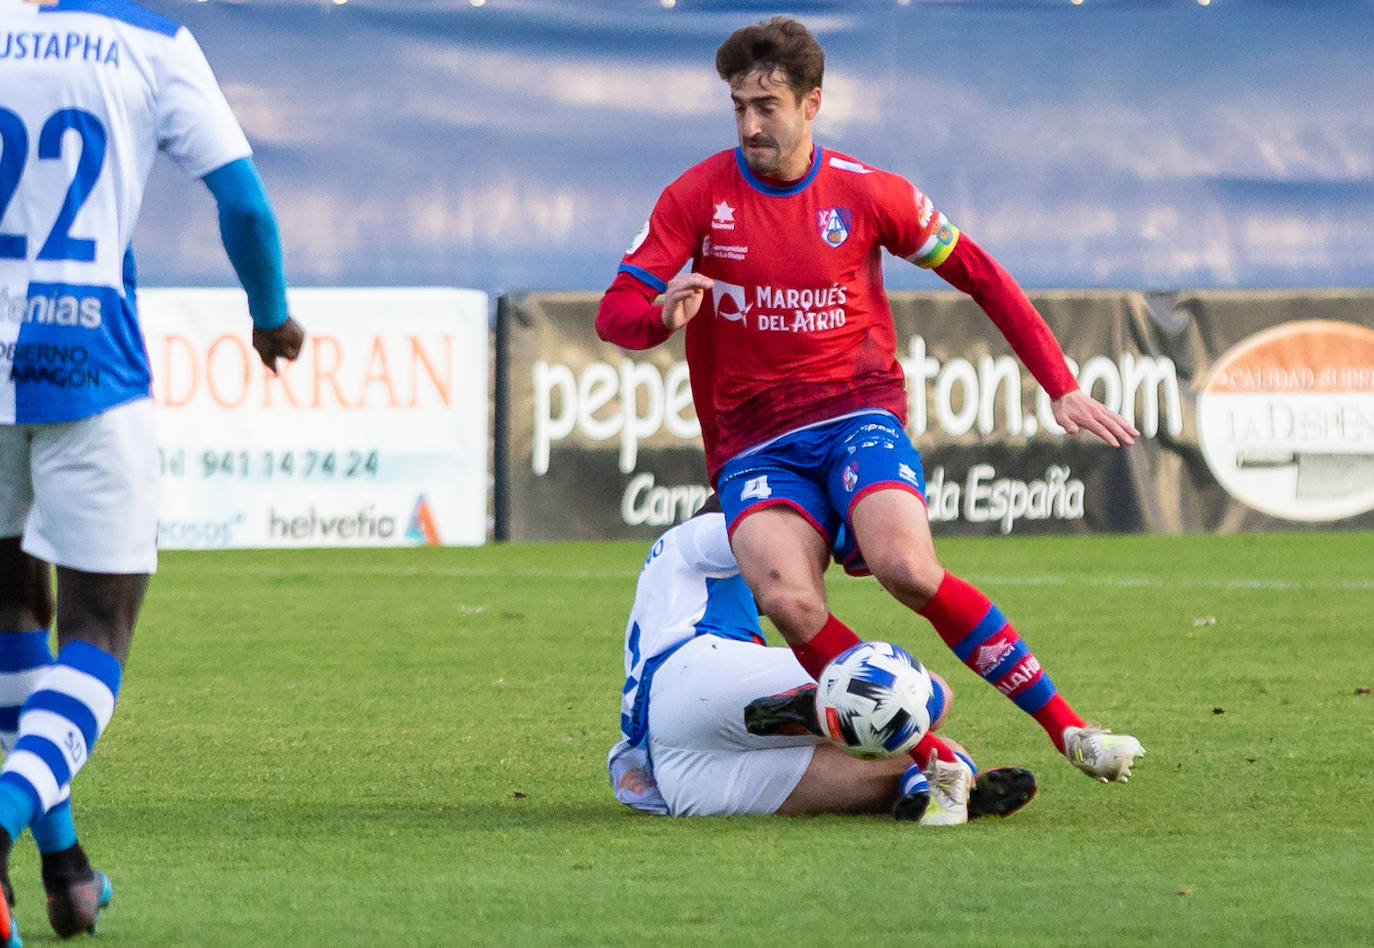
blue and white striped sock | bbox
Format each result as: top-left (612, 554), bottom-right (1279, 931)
top-left (899, 763), bottom-right (929, 799)
top-left (0, 642), bottom-right (121, 843)
top-left (0, 631), bottom-right (80, 852)
top-left (0, 630), bottom-right (54, 752)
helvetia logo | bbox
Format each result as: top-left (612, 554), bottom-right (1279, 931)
top-left (1197, 319), bottom-right (1374, 522)
top-left (406, 494), bottom-right (441, 545)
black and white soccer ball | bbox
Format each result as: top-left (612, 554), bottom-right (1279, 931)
top-left (815, 641), bottom-right (935, 760)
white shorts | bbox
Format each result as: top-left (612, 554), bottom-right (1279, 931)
top-left (647, 636), bottom-right (819, 816)
top-left (0, 397), bottom-right (159, 574)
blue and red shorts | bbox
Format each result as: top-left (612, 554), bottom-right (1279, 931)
top-left (716, 411), bottom-right (926, 574)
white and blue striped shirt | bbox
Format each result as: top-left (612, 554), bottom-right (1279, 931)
top-left (0, 0), bottom-right (250, 423)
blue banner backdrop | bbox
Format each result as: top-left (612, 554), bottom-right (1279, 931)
top-left (132, 0), bottom-right (1374, 297)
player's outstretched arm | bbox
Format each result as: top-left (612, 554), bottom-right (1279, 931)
top-left (203, 158), bottom-right (304, 372)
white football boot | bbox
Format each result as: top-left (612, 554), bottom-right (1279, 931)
top-left (1063, 724), bottom-right (1146, 783)
top-left (919, 756), bottom-right (974, 826)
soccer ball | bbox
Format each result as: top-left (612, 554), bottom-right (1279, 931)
top-left (815, 641), bottom-right (935, 760)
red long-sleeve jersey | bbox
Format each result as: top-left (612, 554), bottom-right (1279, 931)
top-left (596, 146), bottom-right (1077, 482)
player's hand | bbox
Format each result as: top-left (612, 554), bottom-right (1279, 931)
top-left (661, 272), bottom-right (714, 331)
top-left (252, 315), bottom-right (306, 375)
top-left (1051, 389), bottom-right (1140, 447)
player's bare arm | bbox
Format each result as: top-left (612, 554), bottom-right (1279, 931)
top-left (661, 272), bottom-right (714, 331)
top-left (1051, 390), bottom-right (1139, 448)
top-left (253, 316), bottom-right (307, 374)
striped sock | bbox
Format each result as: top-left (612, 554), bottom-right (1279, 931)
top-left (919, 572), bottom-right (1084, 754)
top-left (0, 642), bottom-right (121, 843)
top-left (899, 763), bottom-right (929, 798)
top-left (0, 630), bottom-right (55, 752)
top-left (0, 632), bottom-right (80, 853)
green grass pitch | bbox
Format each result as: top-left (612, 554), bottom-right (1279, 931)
top-left (11, 531), bottom-right (1372, 946)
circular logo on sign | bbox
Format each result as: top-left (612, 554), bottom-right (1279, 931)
top-left (1196, 319), bottom-right (1374, 522)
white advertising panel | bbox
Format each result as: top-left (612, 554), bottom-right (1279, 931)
top-left (143, 287), bottom-right (488, 548)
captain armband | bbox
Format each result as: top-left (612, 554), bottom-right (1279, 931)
top-left (906, 214), bottom-right (961, 269)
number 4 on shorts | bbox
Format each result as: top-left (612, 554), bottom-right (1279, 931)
top-left (740, 475), bottom-right (772, 502)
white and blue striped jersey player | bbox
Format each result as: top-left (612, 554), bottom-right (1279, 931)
top-left (608, 511), bottom-right (831, 817)
top-left (0, 0), bottom-right (264, 424)
top-left (0, 3), bottom-right (298, 941)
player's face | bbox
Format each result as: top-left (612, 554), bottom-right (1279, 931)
top-left (730, 69), bottom-right (821, 180)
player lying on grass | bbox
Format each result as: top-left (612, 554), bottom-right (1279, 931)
top-left (597, 16), bottom-right (1145, 791)
top-left (608, 502), bottom-right (1036, 825)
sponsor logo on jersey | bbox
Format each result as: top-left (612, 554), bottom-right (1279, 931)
top-left (3, 342), bottom-right (100, 390)
top-left (0, 287), bottom-right (103, 329)
top-left (702, 235), bottom-right (748, 262)
top-left (710, 282), bottom-right (850, 333)
top-left (711, 200), bottom-right (736, 230)
top-left (898, 462), bottom-right (920, 485)
top-left (817, 207), bottom-right (853, 248)
top-left (710, 279), bottom-right (751, 321)
top-left (627, 221), bottom-right (650, 254)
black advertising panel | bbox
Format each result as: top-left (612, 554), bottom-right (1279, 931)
top-left (496, 291), bottom-right (1374, 541)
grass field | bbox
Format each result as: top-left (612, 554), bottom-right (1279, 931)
top-left (10, 531), bottom-right (1372, 946)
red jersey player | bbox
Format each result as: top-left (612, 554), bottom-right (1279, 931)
top-left (597, 16), bottom-right (1145, 824)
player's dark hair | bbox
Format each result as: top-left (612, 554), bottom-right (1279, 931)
top-left (715, 16), bottom-right (825, 101)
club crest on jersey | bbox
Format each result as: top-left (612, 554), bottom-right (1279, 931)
top-left (817, 207), bottom-right (853, 248)
top-left (842, 462), bottom-right (859, 492)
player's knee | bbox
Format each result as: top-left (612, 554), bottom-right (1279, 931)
top-left (869, 549), bottom-right (943, 603)
top-left (0, 541), bottom-right (54, 629)
top-left (55, 570), bottom-right (144, 664)
top-left (754, 586), bottom-right (827, 637)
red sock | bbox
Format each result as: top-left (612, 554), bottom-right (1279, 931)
top-left (1031, 695), bottom-right (1085, 754)
top-left (790, 614), bottom-right (861, 680)
top-left (911, 731), bottom-right (959, 770)
top-left (919, 572), bottom-right (1085, 754)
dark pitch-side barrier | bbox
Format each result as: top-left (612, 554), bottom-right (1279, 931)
top-left (495, 290), bottom-right (1374, 541)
